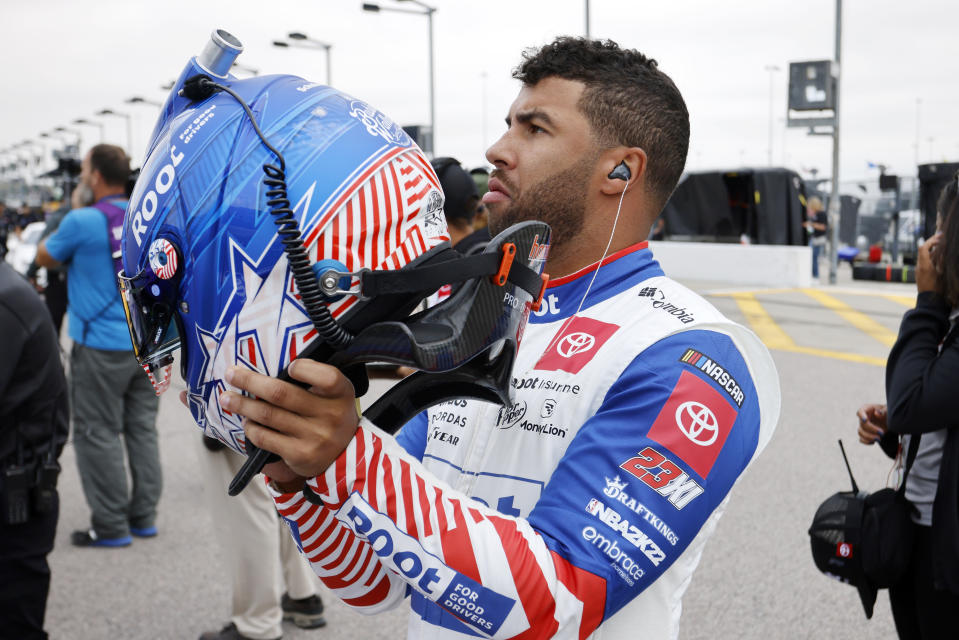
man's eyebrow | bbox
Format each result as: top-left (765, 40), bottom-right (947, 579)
top-left (505, 109), bottom-right (555, 128)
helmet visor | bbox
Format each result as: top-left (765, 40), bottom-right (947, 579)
top-left (118, 269), bottom-right (182, 385)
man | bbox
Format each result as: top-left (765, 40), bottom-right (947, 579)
top-left (806, 196), bottom-right (828, 279)
top-left (197, 435), bottom-right (327, 640)
top-left (0, 260), bottom-right (69, 639)
top-left (432, 157), bottom-right (480, 249)
top-left (221, 37), bottom-right (781, 638)
top-left (37, 144), bottom-right (162, 548)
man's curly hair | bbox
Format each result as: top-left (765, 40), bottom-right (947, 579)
top-left (514, 37), bottom-right (689, 210)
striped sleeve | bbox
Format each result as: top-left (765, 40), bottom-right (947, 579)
top-left (291, 419), bottom-right (598, 639)
top-left (270, 480), bottom-right (408, 614)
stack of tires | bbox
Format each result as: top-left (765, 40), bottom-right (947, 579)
top-left (852, 263), bottom-right (916, 283)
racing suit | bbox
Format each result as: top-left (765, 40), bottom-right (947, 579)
top-left (269, 241), bottom-right (781, 639)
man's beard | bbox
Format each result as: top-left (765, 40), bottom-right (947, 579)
top-left (488, 155), bottom-right (594, 256)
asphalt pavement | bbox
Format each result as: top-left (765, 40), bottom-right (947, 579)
top-left (44, 261), bottom-right (914, 639)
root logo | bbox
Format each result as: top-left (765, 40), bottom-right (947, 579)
top-left (534, 316), bottom-right (619, 374)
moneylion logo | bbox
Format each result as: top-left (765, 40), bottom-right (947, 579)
top-left (557, 332), bottom-right (595, 358)
top-left (675, 401), bottom-right (719, 446)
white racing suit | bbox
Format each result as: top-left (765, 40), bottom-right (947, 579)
top-left (269, 242), bottom-right (781, 639)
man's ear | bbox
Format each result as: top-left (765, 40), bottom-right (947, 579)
top-left (600, 148), bottom-right (647, 195)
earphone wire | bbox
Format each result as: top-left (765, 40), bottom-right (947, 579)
top-left (573, 180), bottom-right (629, 318)
top-left (541, 179), bottom-right (629, 358)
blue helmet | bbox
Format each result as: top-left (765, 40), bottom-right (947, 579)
top-left (119, 31), bottom-right (550, 459)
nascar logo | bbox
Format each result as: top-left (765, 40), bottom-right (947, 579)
top-left (679, 349), bottom-right (745, 407)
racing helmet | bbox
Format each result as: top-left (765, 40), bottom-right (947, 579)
top-left (119, 30), bottom-right (549, 459)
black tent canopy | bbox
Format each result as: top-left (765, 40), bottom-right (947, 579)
top-left (660, 168), bottom-right (808, 245)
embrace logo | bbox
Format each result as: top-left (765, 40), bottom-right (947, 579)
top-left (582, 526), bottom-right (644, 586)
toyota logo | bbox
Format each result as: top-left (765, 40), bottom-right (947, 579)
top-left (557, 332), bottom-right (595, 358)
top-left (675, 401), bottom-right (719, 446)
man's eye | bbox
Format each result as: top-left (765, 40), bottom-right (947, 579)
top-left (529, 125), bottom-right (546, 134)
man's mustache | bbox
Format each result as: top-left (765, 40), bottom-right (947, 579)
top-left (489, 169), bottom-right (519, 198)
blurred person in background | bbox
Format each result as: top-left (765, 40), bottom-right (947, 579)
top-left (197, 434), bottom-right (327, 640)
top-left (0, 259), bottom-right (69, 639)
top-left (36, 144), bottom-right (162, 548)
top-left (806, 196), bottom-right (828, 279)
top-left (431, 157), bottom-right (480, 250)
top-left (26, 186), bottom-right (89, 335)
top-left (0, 201), bottom-right (10, 259)
top-left (857, 172), bottom-right (959, 639)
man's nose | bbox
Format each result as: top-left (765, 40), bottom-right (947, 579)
top-left (485, 131), bottom-right (515, 169)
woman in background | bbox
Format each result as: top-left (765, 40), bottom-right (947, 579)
top-left (857, 173), bottom-right (959, 639)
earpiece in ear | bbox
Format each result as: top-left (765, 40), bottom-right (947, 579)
top-left (608, 162), bottom-right (631, 182)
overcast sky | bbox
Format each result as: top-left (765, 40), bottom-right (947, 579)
top-left (2, 0), bottom-right (956, 188)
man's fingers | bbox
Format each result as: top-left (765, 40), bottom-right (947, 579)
top-left (220, 391), bottom-right (309, 438)
top-left (288, 359), bottom-right (355, 397)
top-left (244, 415), bottom-right (344, 479)
top-left (243, 419), bottom-right (298, 459)
top-left (225, 366), bottom-right (323, 416)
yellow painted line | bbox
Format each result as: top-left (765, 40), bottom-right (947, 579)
top-left (800, 288), bottom-right (898, 348)
top-left (709, 287), bottom-right (796, 298)
top-left (731, 293), bottom-right (795, 349)
top-left (882, 294), bottom-right (915, 307)
top-left (779, 345), bottom-right (886, 367)
top-left (731, 292), bottom-right (886, 367)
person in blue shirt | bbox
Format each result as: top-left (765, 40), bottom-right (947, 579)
top-left (37, 144), bottom-right (162, 548)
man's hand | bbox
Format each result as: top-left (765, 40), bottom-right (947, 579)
top-left (917, 232), bottom-right (942, 294)
top-left (219, 360), bottom-right (360, 490)
top-left (857, 403), bottom-right (887, 444)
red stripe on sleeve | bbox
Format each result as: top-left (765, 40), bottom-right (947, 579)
top-left (400, 460), bottom-right (419, 539)
top-left (416, 474), bottom-right (433, 537)
top-left (549, 550), bottom-right (607, 640)
top-left (489, 516), bottom-right (559, 639)
top-left (434, 492), bottom-right (481, 583)
top-left (381, 453), bottom-right (398, 522)
top-left (305, 522), bottom-right (347, 558)
top-left (342, 573), bottom-right (394, 608)
top-left (365, 433), bottom-right (383, 511)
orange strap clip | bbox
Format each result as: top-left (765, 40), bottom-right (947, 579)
top-left (492, 243), bottom-right (516, 286)
top-left (531, 273), bottom-right (549, 312)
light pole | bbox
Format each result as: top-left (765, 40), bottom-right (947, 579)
top-left (273, 33), bottom-right (332, 85)
top-left (362, 1), bottom-right (436, 156)
top-left (914, 98), bottom-right (921, 168)
top-left (73, 118), bottom-right (104, 144)
top-left (231, 61), bottom-right (260, 77)
top-left (827, 0), bottom-right (842, 285)
top-left (126, 96), bottom-right (163, 107)
top-left (764, 65), bottom-right (780, 167)
top-left (54, 126), bottom-right (83, 153)
top-left (97, 109), bottom-right (133, 156)
top-left (21, 139), bottom-right (47, 174)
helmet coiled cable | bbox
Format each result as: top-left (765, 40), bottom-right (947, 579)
top-left (180, 75), bottom-right (352, 349)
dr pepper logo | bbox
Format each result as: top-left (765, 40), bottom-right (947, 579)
top-left (534, 316), bottom-right (619, 374)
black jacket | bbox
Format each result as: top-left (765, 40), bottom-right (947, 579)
top-left (885, 291), bottom-right (959, 594)
top-left (0, 262), bottom-right (68, 467)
